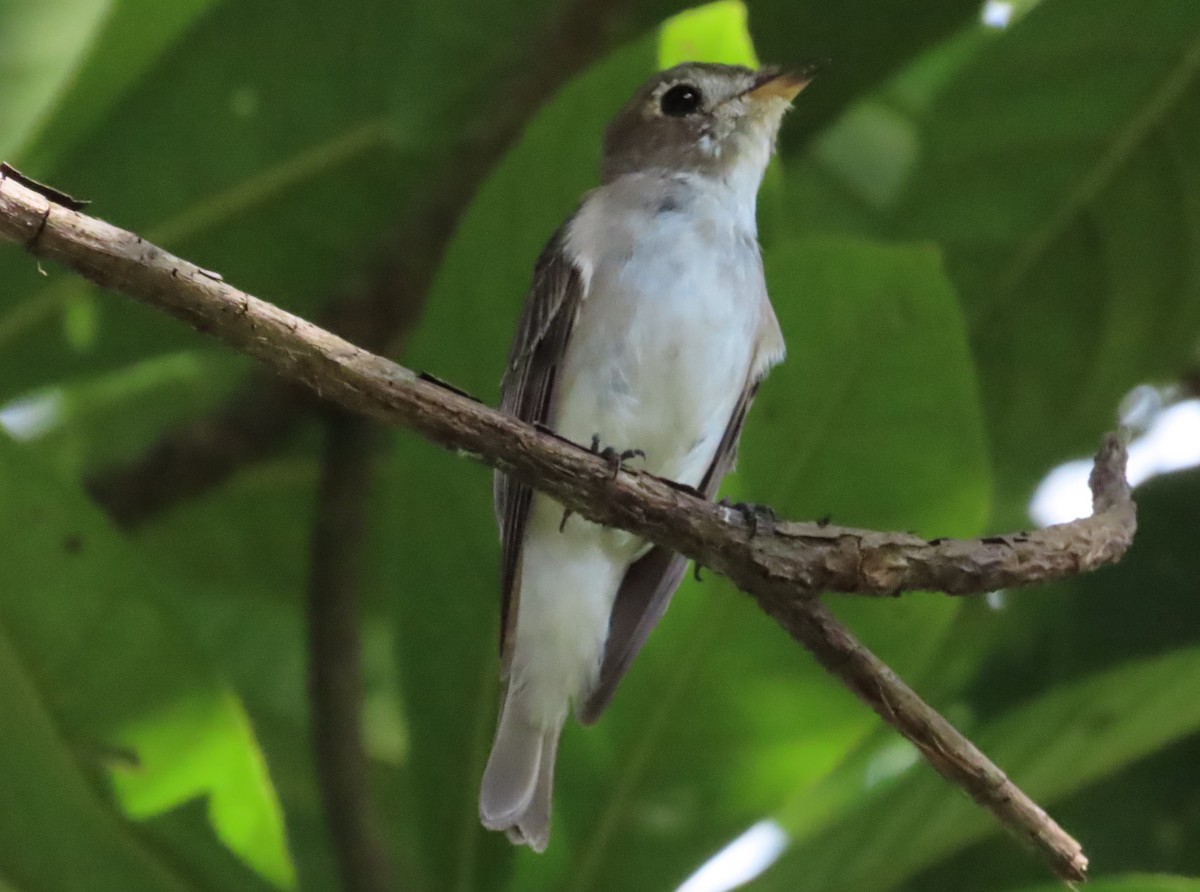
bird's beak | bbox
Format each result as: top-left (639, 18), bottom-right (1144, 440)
top-left (745, 66), bottom-right (817, 104)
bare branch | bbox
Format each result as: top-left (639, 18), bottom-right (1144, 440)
top-left (758, 597), bottom-right (1088, 881)
top-left (1, 170), bottom-right (1117, 882)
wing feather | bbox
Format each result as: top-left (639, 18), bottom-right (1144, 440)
top-left (577, 376), bottom-right (765, 724)
top-left (494, 223), bottom-right (587, 670)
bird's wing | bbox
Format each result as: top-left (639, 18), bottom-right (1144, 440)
top-left (494, 223), bottom-right (587, 672)
top-left (577, 374), bottom-right (765, 725)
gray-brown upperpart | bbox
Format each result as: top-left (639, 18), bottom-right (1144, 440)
top-left (600, 62), bottom-right (804, 185)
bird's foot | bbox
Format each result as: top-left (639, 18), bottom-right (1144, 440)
top-left (590, 433), bottom-right (646, 480)
top-left (719, 498), bottom-right (778, 537)
top-left (557, 436), bottom-right (646, 532)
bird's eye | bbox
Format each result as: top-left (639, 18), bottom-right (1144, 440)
top-left (660, 84), bottom-right (703, 117)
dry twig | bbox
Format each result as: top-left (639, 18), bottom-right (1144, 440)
top-left (1, 168), bottom-right (1127, 883)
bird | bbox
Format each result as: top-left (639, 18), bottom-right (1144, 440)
top-left (480, 61), bottom-right (810, 851)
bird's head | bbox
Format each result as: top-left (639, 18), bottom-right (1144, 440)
top-left (600, 62), bottom-right (813, 185)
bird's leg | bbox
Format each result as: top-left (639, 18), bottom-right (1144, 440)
top-left (589, 433), bottom-right (646, 480)
top-left (558, 434), bottom-right (646, 532)
top-left (718, 497), bottom-right (778, 537)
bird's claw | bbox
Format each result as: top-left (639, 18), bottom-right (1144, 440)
top-left (559, 436), bottom-right (645, 532)
top-left (590, 434), bottom-right (646, 479)
top-left (719, 498), bottom-right (778, 537)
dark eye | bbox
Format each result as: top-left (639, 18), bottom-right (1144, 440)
top-left (660, 83), bottom-right (703, 117)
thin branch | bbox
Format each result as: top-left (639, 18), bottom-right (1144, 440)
top-left (0, 170), bottom-right (1114, 883)
top-left (307, 410), bottom-right (394, 892)
top-left (758, 597), bottom-right (1087, 880)
top-left (84, 0), bottom-right (682, 529)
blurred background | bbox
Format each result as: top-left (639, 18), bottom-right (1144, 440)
top-left (1, 0), bottom-right (1199, 890)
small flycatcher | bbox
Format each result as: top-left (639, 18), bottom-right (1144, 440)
top-left (481, 62), bottom-right (810, 850)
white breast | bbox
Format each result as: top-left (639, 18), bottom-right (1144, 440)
top-left (554, 173), bottom-right (775, 495)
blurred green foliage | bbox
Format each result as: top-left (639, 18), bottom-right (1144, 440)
top-left (1, 1), bottom-right (1199, 890)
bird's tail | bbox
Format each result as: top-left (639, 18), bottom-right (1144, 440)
top-left (479, 686), bottom-right (561, 852)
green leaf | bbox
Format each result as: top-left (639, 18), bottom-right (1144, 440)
top-left (906, 466), bottom-right (1200, 890)
top-left (0, 0), bottom-right (683, 400)
top-left (1013, 876), bottom-right (1200, 892)
top-left (749, 236), bottom-right (989, 534)
top-left (660, 0), bottom-right (758, 68)
top-left (682, 235), bottom-right (991, 883)
top-left (371, 445), bottom-right (507, 892)
top-left (133, 446), bottom-right (431, 888)
top-left (0, 624), bottom-right (193, 891)
top-left (130, 457), bottom-right (372, 891)
top-left (757, 645), bottom-right (1200, 891)
top-left (12, 0), bottom-right (228, 172)
top-left (774, 23), bottom-right (1003, 239)
top-left (0, 435), bottom-right (293, 888)
top-left (971, 467), bottom-right (1200, 716)
top-left (750, 0), bottom-right (981, 149)
top-left (110, 690), bottom-right (292, 888)
top-left (0, 0), bottom-right (110, 159)
top-left (9, 350), bottom-right (244, 479)
top-left (744, 236), bottom-right (989, 681)
top-left (894, 0), bottom-right (1200, 517)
